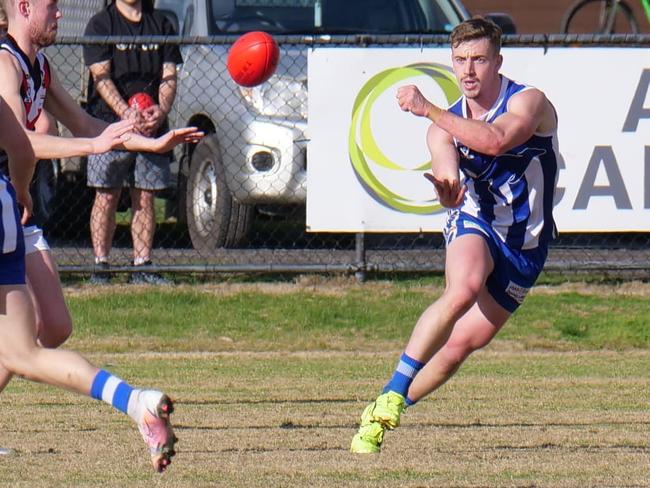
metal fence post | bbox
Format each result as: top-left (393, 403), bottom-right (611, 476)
top-left (355, 232), bottom-right (366, 282)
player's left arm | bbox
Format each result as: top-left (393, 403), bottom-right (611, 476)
top-left (432, 89), bottom-right (551, 156)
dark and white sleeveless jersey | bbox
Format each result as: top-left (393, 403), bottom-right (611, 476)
top-left (0, 35), bottom-right (50, 130)
top-left (448, 76), bottom-right (559, 251)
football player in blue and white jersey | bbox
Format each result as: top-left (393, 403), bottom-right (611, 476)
top-left (351, 17), bottom-right (559, 454)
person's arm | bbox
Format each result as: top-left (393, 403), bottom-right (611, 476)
top-left (427, 122), bottom-right (459, 182)
top-left (0, 97), bottom-right (35, 222)
top-left (430, 89), bottom-right (550, 155)
top-left (88, 60), bottom-right (138, 122)
top-left (422, 122), bottom-right (466, 208)
top-left (155, 12), bottom-right (182, 119)
top-left (0, 50), bottom-right (107, 139)
top-left (45, 64), bottom-right (202, 153)
top-left (140, 13), bottom-right (183, 136)
top-left (140, 62), bottom-right (177, 136)
top-left (397, 84), bottom-right (553, 156)
top-left (80, 10), bottom-right (134, 125)
top-left (158, 62), bottom-right (177, 116)
top-left (26, 119), bottom-right (135, 159)
top-left (119, 126), bottom-right (204, 153)
top-left (0, 51), bottom-right (35, 128)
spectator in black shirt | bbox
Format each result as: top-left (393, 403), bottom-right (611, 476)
top-left (84, 0), bottom-right (182, 285)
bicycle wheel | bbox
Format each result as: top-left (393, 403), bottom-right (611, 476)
top-left (561, 0), bottom-right (639, 34)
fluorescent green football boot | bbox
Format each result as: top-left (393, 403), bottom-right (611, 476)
top-left (350, 403), bottom-right (385, 453)
top-left (350, 391), bottom-right (406, 453)
top-left (371, 391), bottom-right (406, 428)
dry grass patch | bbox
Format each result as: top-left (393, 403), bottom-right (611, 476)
top-left (64, 275), bottom-right (409, 300)
top-left (1, 349), bottom-right (649, 487)
top-left (531, 280), bottom-right (650, 297)
top-left (65, 278), bottom-right (650, 301)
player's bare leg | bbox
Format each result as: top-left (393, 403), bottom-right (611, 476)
top-left (26, 249), bottom-right (72, 347)
top-left (0, 285), bottom-right (92, 391)
top-left (0, 250), bottom-right (73, 414)
top-left (406, 288), bottom-right (510, 402)
top-left (352, 234), bottom-right (494, 453)
top-left (404, 234), bottom-right (494, 361)
top-left (0, 284), bottom-right (177, 472)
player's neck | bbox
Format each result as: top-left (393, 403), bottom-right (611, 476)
top-left (116, 1), bottom-right (143, 23)
top-left (6, 28), bottom-right (37, 64)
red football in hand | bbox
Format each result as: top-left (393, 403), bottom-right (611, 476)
top-left (227, 31), bottom-right (279, 87)
top-left (128, 92), bottom-right (155, 111)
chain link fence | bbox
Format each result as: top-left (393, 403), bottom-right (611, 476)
top-left (32, 34), bottom-right (650, 278)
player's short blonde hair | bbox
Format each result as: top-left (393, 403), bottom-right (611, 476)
top-left (450, 17), bottom-right (502, 55)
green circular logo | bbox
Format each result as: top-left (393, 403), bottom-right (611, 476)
top-left (348, 63), bottom-right (461, 214)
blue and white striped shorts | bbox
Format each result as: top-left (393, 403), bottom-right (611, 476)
top-left (443, 210), bottom-right (547, 312)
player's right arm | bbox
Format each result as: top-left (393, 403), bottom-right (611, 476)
top-left (398, 83), bottom-right (554, 156)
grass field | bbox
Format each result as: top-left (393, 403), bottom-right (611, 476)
top-left (1, 277), bottom-right (649, 487)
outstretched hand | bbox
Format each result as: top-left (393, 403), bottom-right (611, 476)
top-left (151, 127), bottom-right (204, 153)
top-left (423, 172), bottom-right (466, 208)
top-left (397, 85), bottom-right (433, 118)
top-left (92, 120), bottom-right (135, 154)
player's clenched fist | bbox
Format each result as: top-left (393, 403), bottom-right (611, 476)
top-left (396, 85), bottom-right (432, 118)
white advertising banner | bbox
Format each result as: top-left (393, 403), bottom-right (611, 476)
top-left (306, 47), bottom-right (650, 232)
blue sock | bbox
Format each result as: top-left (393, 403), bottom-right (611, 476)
top-left (405, 396), bottom-right (416, 407)
top-left (383, 353), bottom-right (425, 397)
top-left (90, 369), bottom-right (135, 415)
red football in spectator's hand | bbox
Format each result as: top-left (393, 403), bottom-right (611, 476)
top-left (128, 92), bottom-right (156, 111)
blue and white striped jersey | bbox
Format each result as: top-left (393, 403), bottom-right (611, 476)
top-left (448, 76), bottom-right (559, 251)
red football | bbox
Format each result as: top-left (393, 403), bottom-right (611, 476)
top-left (227, 31), bottom-right (279, 87)
top-left (128, 92), bottom-right (155, 111)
